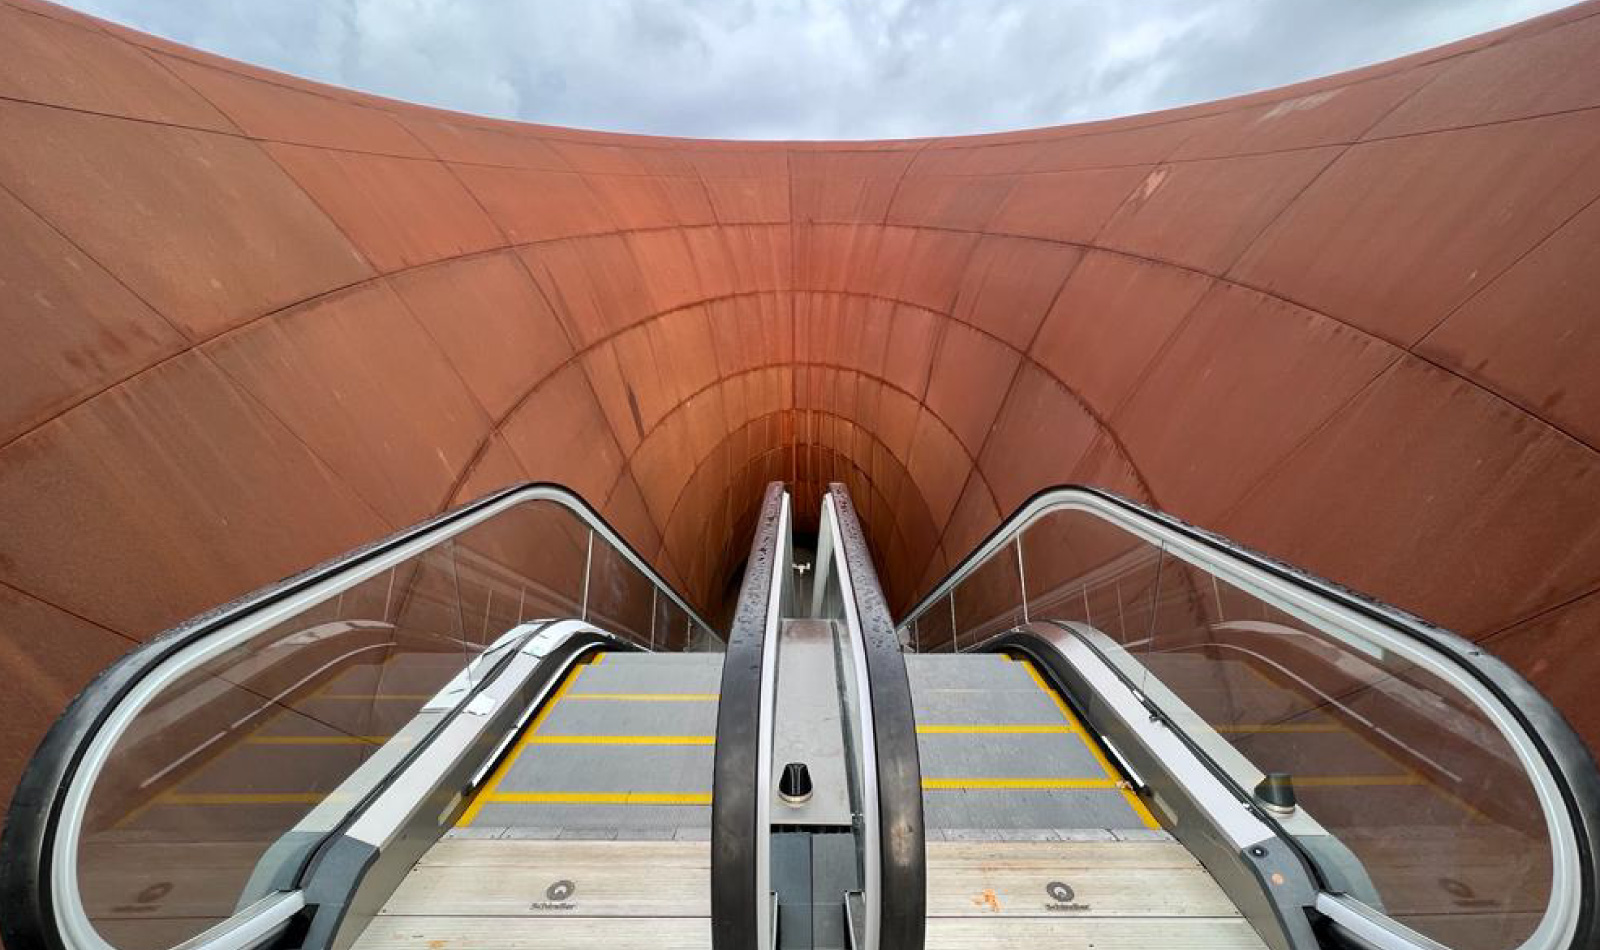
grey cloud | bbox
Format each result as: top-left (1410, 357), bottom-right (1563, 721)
top-left (61, 0), bottom-right (1577, 139)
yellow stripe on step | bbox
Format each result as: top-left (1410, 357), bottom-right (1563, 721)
top-left (525, 735), bottom-right (715, 745)
top-left (565, 693), bottom-right (720, 701)
top-left (455, 659), bottom-right (587, 826)
top-left (486, 791), bottom-right (712, 805)
top-left (922, 778), bottom-right (1122, 790)
top-left (1017, 658), bottom-right (1162, 830)
top-left (916, 725), bottom-right (1075, 734)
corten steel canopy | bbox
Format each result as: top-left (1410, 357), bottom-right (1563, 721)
top-left (2, 0), bottom-right (1599, 817)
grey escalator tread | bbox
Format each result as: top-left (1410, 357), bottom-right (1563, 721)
top-left (456, 651), bottom-right (722, 836)
top-left (353, 839), bottom-right (713, 950)
top-left (905, 654), bottom-right (1155, 832)
top-left (569, 654), bottom-right (725, 692)
top-left (904, 653), bottom-right (1028, 688)
top-left (924, 839), bottom-right (1263, 949)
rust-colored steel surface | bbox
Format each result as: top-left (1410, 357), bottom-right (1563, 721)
top-left (3, 0), bottom-right (1600, 807)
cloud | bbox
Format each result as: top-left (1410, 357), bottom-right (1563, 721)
top-left (61, 0), bottom-right (1578, 139)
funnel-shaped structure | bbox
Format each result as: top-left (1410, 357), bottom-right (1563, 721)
top-left (3, 0), bottom-right (1600, 811)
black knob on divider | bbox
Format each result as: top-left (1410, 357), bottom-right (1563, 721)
top-left (1254, 772), bottom-right (1297, 816)
top-left (779, 762), bottom-right (813, 804)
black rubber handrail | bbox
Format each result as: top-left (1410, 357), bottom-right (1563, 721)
top-left (900, 483), bottom-right (1600, 950)
top-left (827, 483), bottom-right (926, 950)
top-left (0, 481), bottom-right (715, 950)
top-left (710, 481), bottom-right (786, 950)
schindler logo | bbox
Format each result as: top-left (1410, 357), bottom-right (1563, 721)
top-left (1044, 880), bottom-right (1090, 912)
top-left (530, 879), bottom-right (578, 911)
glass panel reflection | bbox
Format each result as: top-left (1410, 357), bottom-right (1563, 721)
top-left (72, 494), bottom-right (710, 950)
top-left (918, 502), bottom-right (1556, 950)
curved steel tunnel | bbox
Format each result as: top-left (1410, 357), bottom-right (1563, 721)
top-left (3, 0), bottom-right (1600, 808)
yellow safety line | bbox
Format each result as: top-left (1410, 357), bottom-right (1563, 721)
top-left (245, 735), bottom-right (393, 745)
top-left (1018, 658), bottom-right (1161, 829)
top-left (526, 735), bottom-right (715, 745)
top-left (157, 792), bottom-right (328, 805)
top-left (456, 658), bottom-right (587, 826)
top-left (486, 791), bottom-right (712, 805)
top-left (590, 652), bottom-right (605, 666)
top-left (916, 725), bottom-right (1076, 734)
top-left (565, 693), bottom-right (719, 701)
top-left (1018, 659), bottom-right (1078, 725)
top-left (922, 778), bottom-right (1122, 790)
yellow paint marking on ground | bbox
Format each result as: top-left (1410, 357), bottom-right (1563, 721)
top-left (916, 725), bottom-right (1076, 734)
top-left (922, 778), bottom-right (1122, 790)
top-left (245, 735), bottom-right (393, 745)
top-left (565, 693), bottom-right (719, 701)
top-left (1018, 657), bottom-right (1161, 829)
top-left (525, 735), bottom-right (715, 745)
top-left (590, 652), bottom-right (606, 666)
top-left (455, 658), bottom-right (587, 826)
top-left (486, 791), bottom-right (712, 805)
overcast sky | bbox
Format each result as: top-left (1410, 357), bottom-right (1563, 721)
top-left (64, 0), bottom-right (1575, 140)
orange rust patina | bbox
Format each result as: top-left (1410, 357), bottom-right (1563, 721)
top-left (3, 0), bottom-right (1600, 810)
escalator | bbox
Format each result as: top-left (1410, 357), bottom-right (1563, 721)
top-left (364, 648), bottom-right (725, 948)
top-left (3, 482), bottom-right (1597, 950)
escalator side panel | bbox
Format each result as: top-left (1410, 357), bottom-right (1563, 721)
top-left (296, 629), bottom-right (626, 950)
top-left (988, 627), bottom-right (1322, 950)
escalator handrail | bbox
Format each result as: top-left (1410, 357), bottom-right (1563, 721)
top-left (897, 483), bottom-right (1600, 950)
top-left (824, 484), bottom-right (926, 950)
top-left (294, 621), bottom-right (627, 950)
top-left (0, 481), bottom-right (716, 950)
top-left (711, 481), bottom-right (789, 950)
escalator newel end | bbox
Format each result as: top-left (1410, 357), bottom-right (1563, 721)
top-left (1253, 772), bottom-right (1298, 817)
top-left (778, 762), bottom-right (813, 805)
